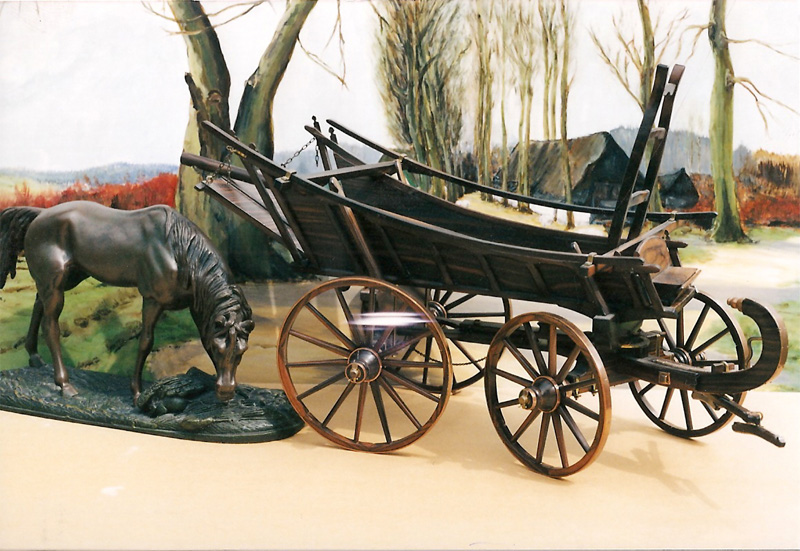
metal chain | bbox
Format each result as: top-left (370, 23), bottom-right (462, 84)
top-left (406, 346), bottom-right (486, 367)
top-left (280, 136), bottom-right (318, 168)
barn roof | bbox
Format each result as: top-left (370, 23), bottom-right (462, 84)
top-left (506, 132), bottom-right (632, 202)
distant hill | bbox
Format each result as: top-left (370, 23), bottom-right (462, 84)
top-left (0, 162), bottom-right (178, 187)
top-left (609, 127), bottom-right (751, 175)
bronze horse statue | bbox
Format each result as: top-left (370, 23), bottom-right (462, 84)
top-left (0, 201), bottom-right (254, 403)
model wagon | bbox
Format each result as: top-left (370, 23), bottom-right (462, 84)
top-left (181, 64), bottom-right (787, 477)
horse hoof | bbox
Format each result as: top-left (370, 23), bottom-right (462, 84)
top-left (60, 383), bottom-right (79, 398)
top-left (29, 355), bottom-right (46, 368)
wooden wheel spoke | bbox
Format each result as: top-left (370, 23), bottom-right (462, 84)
top-left (658, 317), bottom-right (677, 350)
top-left (511, 409), bottom-right (541, 442)
top-left (496, 397), bottom-right (521, 409)
top-left (503, 338), bottom-right (539, 380)
top-left (289, 329), bottom-right (351, 357)
top-left (439, 290), bottom-right (454, 305)
top-left (364, 288), bottom-right (377, 342)
top-left (373, 326), bottom-right (396, 354)
top-left (297, 371), bottom-right (347, 401)
top-left (676, 310), bottom-right (685, 348)
top-left (377, 378), bottom-right (422, 430)
top-left (524, 322), bottom-right (548, 375)
top-left (422, 336), bottom-right (434, 384)
top-left (547, 324), bottom-right (557, 376)
top-left (559, 406), bottom-right (590, 453)
top-left (692, 327), bottom-right (730, 356)
top-left (304, 302), bottom-right (357, 350)
top-left (286, 359), bottom-right (348, 369)
top-left (701, 400), bottom-right (720, 423)
top-left (353, 383), bottom-right (368, 441)
top-left (556, 345), bottom-right (581, 383)
top-left (494, 367), bottom-right (533, 388)
top-left (380, 328), bottom-right (433, 358)
top-left (639, 382), bottom-right (656, 397)
top-left (381, 370), bottom-right (440, 402)
top-left (536, 414), bottom-right (550, 463)
top-left (445, 293), bottom-right (476, 310)
top-left (371, 382), bottom-right (392, 443)
top-left (659, 388), bottom-right (675, 420)
top-left (562, 397), bottom-right (599, 421)
top-left (335, 287), bottom-right (364, 344)
top-left (552, 413), bottom-right (569, 468)
top-left (680, 390), bottom-right (693, 431)
top-left (685, 304), bottom-right (711, 350)
top-left (451, 339), bottom-right (481, 369)
top-left (322, 382), bottom-right (356, 427)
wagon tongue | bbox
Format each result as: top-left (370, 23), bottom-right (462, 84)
top-left (732, 422), bottom-right (785, 447)
top-left (695, 392), bottom-right (785, 448)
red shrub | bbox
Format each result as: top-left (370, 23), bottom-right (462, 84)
top-left (0, 173), bottom-right (177, 211)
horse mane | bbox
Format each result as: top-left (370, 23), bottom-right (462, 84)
top-left (163, 208), bottom-right (252, 339)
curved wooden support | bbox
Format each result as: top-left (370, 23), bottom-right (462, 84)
top-left (696, 298), bottom-right (787, 393)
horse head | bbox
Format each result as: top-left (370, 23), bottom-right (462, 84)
top-left (208, 311), bottom-right (255, 402)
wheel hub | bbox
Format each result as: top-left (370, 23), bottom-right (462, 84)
top-left (671, 347), bottom-right (693, 365)
top-left (427, 301), bottom-right (447, 319)
top-left (518, 376), bottom-right (560, 413)
top-left (345, 348), bottom-right (382, 383)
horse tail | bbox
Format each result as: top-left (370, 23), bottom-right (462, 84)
top-left (0, 206), bottom-right (42, 289)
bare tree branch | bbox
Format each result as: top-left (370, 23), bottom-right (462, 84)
top-left (727, 37), bottom-right (800, 60)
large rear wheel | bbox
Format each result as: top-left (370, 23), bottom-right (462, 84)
top-left (278, 277), bottom-right (452, 452)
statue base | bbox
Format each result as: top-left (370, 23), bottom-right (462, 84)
top-left (0, 365), bottom-right (304, 443)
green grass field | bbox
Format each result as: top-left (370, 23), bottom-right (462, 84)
top-left (0, 264), bottom-right (197, 380)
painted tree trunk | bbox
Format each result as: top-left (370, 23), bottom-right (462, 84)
top-left (172, 0), bottom-right (313, 279)
top-left (559, 0), bottom-right (574, 229)
top-left (708, 0), bottom-right (748, 242)
top-left (169, 0), bottom-right (233, 257)
top-left (474, 0), bottom-right (493, 199)
top-left (226, 0), bottom-right (316, 279)
top-left (233, 0), bottom-right (317, 158)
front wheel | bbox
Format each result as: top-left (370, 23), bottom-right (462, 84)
top-left (485, 312), bottom-right (611, 477)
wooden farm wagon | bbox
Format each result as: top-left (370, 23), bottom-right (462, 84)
top-left (181, 64), bottom-right (787, 477)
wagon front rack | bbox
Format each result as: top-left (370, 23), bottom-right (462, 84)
top-left (180, 64), bottom-right (787, 477)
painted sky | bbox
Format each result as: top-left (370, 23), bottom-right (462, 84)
top-left (0, 0), bottom-right (798, 171)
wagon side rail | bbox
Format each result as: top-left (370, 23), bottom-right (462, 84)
top-left (320, 70), bottom-right (715, 231)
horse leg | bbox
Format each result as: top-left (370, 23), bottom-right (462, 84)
top-left (39, 285), bottom-right (77, 397)
top-left (25, 294), bottom-right (46, 368)
top-left (132, 298), bottom-right (163, 405)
